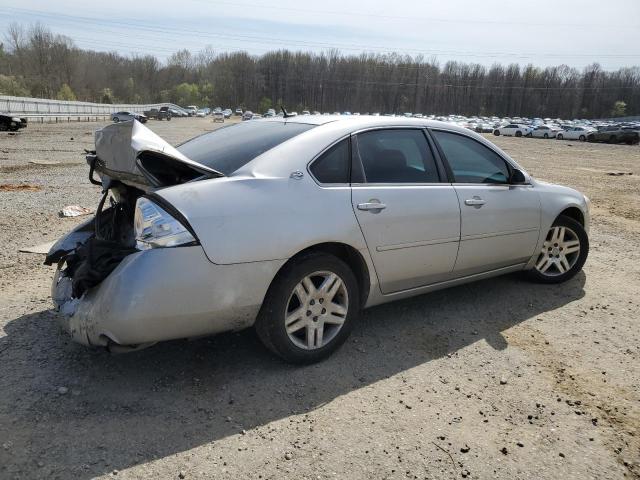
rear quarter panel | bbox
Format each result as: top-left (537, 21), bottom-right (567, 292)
top-left (156, 175), bottom-right (368, 265)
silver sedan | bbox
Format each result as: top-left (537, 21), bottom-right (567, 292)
top-left (48, 116), bottom-right (590, 363)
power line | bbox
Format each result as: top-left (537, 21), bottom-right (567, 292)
top-left (194, 0), bottom-right (640, 30)
top-left (3, 7), bottom-right (640, 61)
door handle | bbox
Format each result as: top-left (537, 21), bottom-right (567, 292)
top-left (357, 201), bottom-right (387, 211)
top-left (464, 196), bottom-right (486, 207)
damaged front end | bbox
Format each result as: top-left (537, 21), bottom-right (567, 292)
top-left (47, 120), bottom-right (222, 350)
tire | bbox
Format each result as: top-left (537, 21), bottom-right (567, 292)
top-left (556, 133), bottom-right (563, 140)
top-left (515, 131), bottom-right (522, 137)
top-left (526, 215), bottom-right (588, 284)
top-left (579, 135), bottom-right (586, 142)
top-left (167, 115), bottom-right (172, 121)
top-left (256, 252), bottom-right (360, 364)
top-left (493, 130), bottom-right (500, 136)
top-left (543, 133), bottom-right (549, 139)
top-left (112, 116), bottom-right (119, 123)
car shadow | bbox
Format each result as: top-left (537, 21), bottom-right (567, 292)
top-left (0, 272), bottom-right (585, 478)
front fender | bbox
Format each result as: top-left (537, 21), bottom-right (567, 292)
top-left (525, 180), bottom-right (590, 269)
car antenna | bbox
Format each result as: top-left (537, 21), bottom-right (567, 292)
top-left (281, 106), bottom-right (294, 118)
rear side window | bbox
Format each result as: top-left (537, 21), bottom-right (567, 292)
top-left (177, 121), bottom-right (315, 175)
top-left (432, 130), bottom-right (510, 184)
top-left (310, 139), bottom-right (350, 184)
top-left (356, 129), bottom-right (439, 183)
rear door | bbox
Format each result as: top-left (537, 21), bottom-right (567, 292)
top-left (430, 129), bottom-right (540, 276)
top-left (350, 128), bottom-right (461, 294)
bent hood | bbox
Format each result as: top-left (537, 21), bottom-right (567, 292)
top-left (92, 120), bottom-right (223, 189)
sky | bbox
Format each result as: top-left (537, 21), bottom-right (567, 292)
top-left (1, 0), bottom-right (639, 70)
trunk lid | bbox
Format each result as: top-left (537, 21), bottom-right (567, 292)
top-left (90, 120), bottom-right (223, 189)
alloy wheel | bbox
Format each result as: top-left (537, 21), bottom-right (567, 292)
top-left (284, 271), bottom-right (349, 350)
top-left (535, 226), bottom-right (581, 276)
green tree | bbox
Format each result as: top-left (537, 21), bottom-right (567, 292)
top-left (124, 77), bottom-right (135, 102)
top-left (56, 83), bottom-right (76, 101)
top-left (101, 88), bottom-right (114, 104)
top-left (258, 97), bottom-right (273, 113)
top-left (200, 81), bottom-right (214, 106)
top-left (611, 100), bottom-right (627, 118)
top-left (0, 74), bottom-right (29, 96)
top-left (173, 82), bottom-right (200, 106)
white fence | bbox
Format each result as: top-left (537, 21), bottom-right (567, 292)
top-left (0, 95), bottom-right (187, 121)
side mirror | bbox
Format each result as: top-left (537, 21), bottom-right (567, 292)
top-left (509, 168), bottom-right (527, 185)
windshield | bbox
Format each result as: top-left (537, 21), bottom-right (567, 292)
top-left (177, 121), bottom-right (316, 175)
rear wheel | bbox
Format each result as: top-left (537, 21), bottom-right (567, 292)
top-left (493, 130), bottom-right (500, 136)
top-left (113, 116), bottom-right (119, 123)
top-left (527, 215), bottom-right (588, 284)
top-left (556, 133), bottom-right (563, 140)
top-left (579, 135), bottom-right (586, 142)
top-left (515, 130), bottom-right (522, 137)
top-left (543, 133), bottom-right (549, 139)
top-left (256, 252), bottom-right (360, 364)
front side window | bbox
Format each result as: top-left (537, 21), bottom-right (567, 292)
top-left (432, 130), bottom-right (510, 184)
top-left (310, 139), bottom-right (350, 184)
top-left (355, 129), bottom-right (439, 183)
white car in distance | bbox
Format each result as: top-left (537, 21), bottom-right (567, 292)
top-left (493, 124), bottom-right (533, 137)
top-left (556, 126), bottom-right (595, 141)
top-left (531, 125), bottom-right (561, 139)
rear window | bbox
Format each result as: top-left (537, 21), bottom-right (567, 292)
top-left (177, 121), bottom-right (315, 175)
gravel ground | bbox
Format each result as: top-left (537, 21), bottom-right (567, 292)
top-left (0, 119), bottom-right (638, 480)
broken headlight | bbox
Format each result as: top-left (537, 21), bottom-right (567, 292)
top-left (134, 197), bottom-right (195, 250)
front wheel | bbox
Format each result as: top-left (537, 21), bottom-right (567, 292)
top-left (515, 130), bottom-right (522, 137)
top-left (256, 253), bottom-right (360, 364)
top-left (556, 133), bottom-right (563, 140)
top-left (543, 133), bottom-right (549, 139)
top-left (493, 130), bottom-right (500, 136)
top-left (526, 215), bottom-right (588, 284)
top-left (579, 135), bottom-right (586, 142)
top-left (112, 117), bottom-right (119, 123)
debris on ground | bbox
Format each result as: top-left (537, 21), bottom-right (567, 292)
top-left (28, 160), bottom-right (62, 166)
top-left (607, 171), bottom-right (633, 176)
top-left (0, 183), bottom-right (42, 192)
top-left (59, 205), bottom-right (93, 217)
top-left (18, 241), bottom-right (56, 254)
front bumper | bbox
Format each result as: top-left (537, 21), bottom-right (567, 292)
top-left (52, 245), bottom-right (285, 348)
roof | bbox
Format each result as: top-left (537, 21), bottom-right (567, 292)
top-left (258, 114), bottom-right (470, 132)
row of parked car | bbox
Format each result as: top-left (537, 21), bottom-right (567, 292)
top-left (108, 107), bottom-right (639, 145)
top-left (489, 121), bottom-right (639, 145)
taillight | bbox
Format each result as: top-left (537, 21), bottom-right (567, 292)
top-left (134, 197), bottom-right (196, 250)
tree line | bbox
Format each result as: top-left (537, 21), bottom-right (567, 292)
top-left (1, 23), bottom-right (638, 118)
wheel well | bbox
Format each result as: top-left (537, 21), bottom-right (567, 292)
top-left (558, 207), bottom-right (584, 226)
top-left (283, 243), bottom-right (371, 307)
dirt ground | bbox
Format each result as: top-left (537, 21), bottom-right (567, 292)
top-left (0, 118), bottom-right (638, 480)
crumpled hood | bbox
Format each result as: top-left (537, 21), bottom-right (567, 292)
top-left (92, 120), bottom-right (222, 188)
